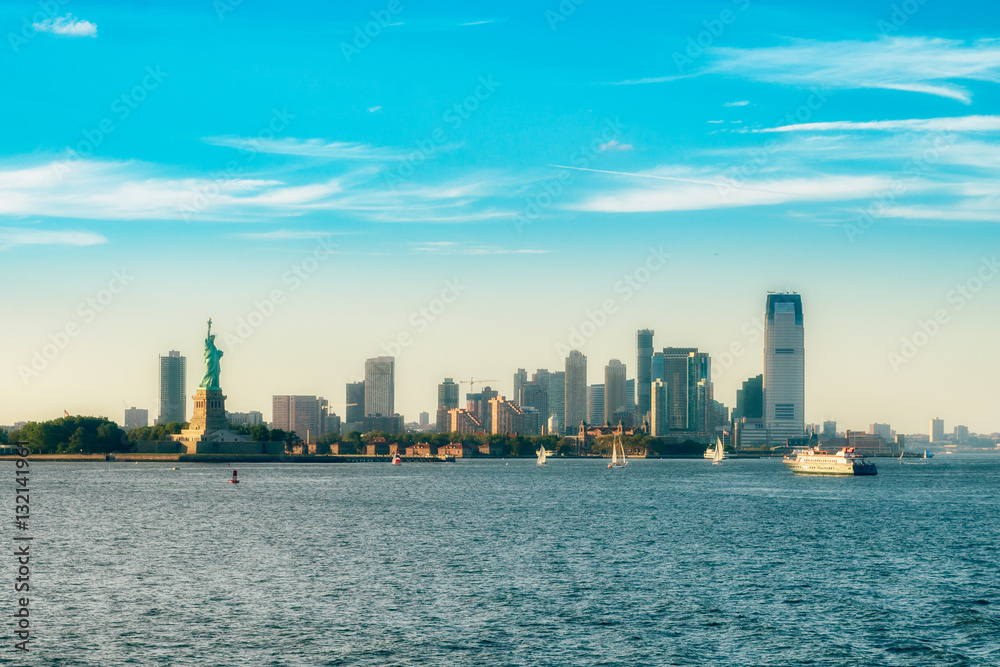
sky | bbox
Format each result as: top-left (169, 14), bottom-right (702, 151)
top-left (2, 0), bottom-right (999, 435)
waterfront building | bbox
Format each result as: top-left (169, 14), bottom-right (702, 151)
top-left (272, 395), bottom-right (327, 442)
top-left (157, 350), bottom-right (187, 425)
top-left (227, 410), bottom-right (263, 427)
top-left (688, 352), bottom-right (712, 433)
top-left (650, 380), bottom-right (668, 436)
top-left (564, 350), bottom-right (587, 432)
top-left (604, 360), bottom-right (627, 425)
top-left (930, 418), bottom-right (945, 443)
top-left (437, 378), bottom-right (459, 433)
top-left (869, 423), bottom-right (892, 441)
top-left (660, 347), bottom-right (696, 429)
top-left (489, 396), bottom-right (535, 435)
top-left (124, 407), bottom-right (148, 431)
top-left (822, 420), bottom-right (837, 437)
top-left (448, 408), bottom-right (482, 435)
top-left (763, 293), bottom-right (805, 445)
top-left (734, 374), bottom-right (763, 420)
top-left (734, 417), bottom-right (769, 449)
top-left (954, 424), bottom-right (969, 443)
top-left (364, 356), bottom-right (394, 417)
top-left (636, 329), bottom-right (654, 426)
top-left (846, 430), bottom-right (898, 456)
top-left (587, 384), bottom-right (605, 426)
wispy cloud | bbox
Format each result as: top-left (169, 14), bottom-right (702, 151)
top-left (32, 14), bottom-right (97, 37)
top-left (411, 241), bottom-right (549, 255)
top-left (233, 229), bottom-right (356, 241)
top-left (757, 115), bottom-right (1000, 134)
top-left (367, 106), bottom-right (383, 113)
top-left (724, 100), bottom-right (749, 107)
top-left (203, 137), bottom-right (414, 160)
top-left (710, 37), bottom-right (1000, 104)
top-left (599, 140), bottom-right (634, 151)
top-left (0, 227), bottom-right (106, 250)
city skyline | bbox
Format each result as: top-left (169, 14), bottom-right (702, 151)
top-left (2, 1), bottom-right (999, 434)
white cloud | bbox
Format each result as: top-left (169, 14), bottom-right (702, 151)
top-left (709, 37), bottom-right (1000, 104)
top-left (32, 14), bottom-right (97, 38)
top-left (724, 100), bottom-right (749, 107)
top-left (757, 115), bottom-right (1000, 134)
top-left (233, 230), bottom-right (355, 241)
top-left (411, 241), bottom-right (549, 255)
top-left (203, 137), bottom-right (414, 160)
top-left (599, 139), bottom-right (634, 151)
top-left (0, 227), bottom-right (106, 250)
top-left (367, 106), bottom-right (383, 113)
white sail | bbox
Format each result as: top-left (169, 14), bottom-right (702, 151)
top-left (713, 437), bottom-right (724, 464)
top-left (537, 445), bottom-right (547, 465)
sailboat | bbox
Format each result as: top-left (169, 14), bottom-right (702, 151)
top-left (536, 444), bottom-right (547, 466)
top-left (898, 446), bottom-right (905, 464)
top-left (607, 431), bottom-right (627, 469)
top-left (712, 437), bottom-right (724, 465)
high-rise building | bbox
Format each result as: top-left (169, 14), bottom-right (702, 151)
top-left (687, 352), bottom-right (711, 433)
top-left (448, 408), bottom-right (482, 435)
top-left (547, 371), bottom-right (565, 432)
top-left (650, 380), bottom-right (668, 436)
top-left (513, 368), bottom-right (527, 406)
top-left (272, 395), bottom-right (326, 442)
top-left (869, 423), bottom-right (891, 441)
top-left (954, 425), bottom-right (969, 443)
top-left (604, 359), bottom-right (627, 425)
top-left (479, 386), bottom-right (498, 433)
top-left (489, 396), bottom-right (538, 435)
top-left (418, 411), bottom-right (429, 427)
top-left (124, 407), bottom-right (148, 431)
top-left (636, 329), bottom-right (654, 424)
top-left (587, 384), bottom-right (605, 426)
top-left (436, 378), bottom-right (459, 432)
top-left (346, 381), bottom-right (365, 424)
top-left (564, 350), bottom-right (587, 431)
top-left (227, 410), bottom-right (263, 427)
top-left (822, 420), bottom-right (837, 437)
top-left (763, 293), bottom-right (805, 445)
top-left (157, 350), bottom-right (187, 425)
top-left (930, 418), bottom-right (945, 443)
top-left (661, 347), bottom-right (697, 429)
top-left (734, 374), bottom-right (763, 420)
top-left (364, 356), bottom-right (395, 417)
top-left (519, 380), bottom-right (549, 425)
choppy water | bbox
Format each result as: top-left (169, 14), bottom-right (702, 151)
top-left (5, 455), bottom-right (1000, 666)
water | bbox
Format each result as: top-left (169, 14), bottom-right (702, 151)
top-left (6, 456), bottom-right (1000, 666)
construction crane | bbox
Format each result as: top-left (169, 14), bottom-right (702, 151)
top-left (457, 378), bottom-right (497, 392)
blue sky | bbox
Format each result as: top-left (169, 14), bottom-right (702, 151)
top-left (2, 0), bottom-right (999, 434)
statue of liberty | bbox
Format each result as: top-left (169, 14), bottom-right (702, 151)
top-left (199, 318), bottom-right (223, 391)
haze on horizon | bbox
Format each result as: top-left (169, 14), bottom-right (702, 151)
top-left (2, 0), bottom-right (999, 435)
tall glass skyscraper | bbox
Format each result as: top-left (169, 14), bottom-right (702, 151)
top-left (604, 359), bottom-right (627, 425)
top-left (364, 356), bottom-right (395, 417)
top-left (564, 350), bottom-right (587, 432)
top-left (763, 293), bottom-right (805, 445)
top-left (157, 350), bottom-right (186, 425)
top-left (636, 329), bottom-right (654, 424)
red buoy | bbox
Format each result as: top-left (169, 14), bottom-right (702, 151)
top-left (230, 469), bottom-right (239, 484)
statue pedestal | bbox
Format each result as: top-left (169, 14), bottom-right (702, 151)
top-left (188, 389), bottom-right (229, 432)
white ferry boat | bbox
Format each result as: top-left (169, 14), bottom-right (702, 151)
top-left (783, 446), bottom-right (877, 476)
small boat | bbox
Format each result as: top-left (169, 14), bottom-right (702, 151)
top-left (712, 437), bottom-right (724, 466)
top-left (536, 445), bottom-right (547, 466)
top-left (607, 431), bottom-right (627, 469)
top-left (923, 450), bottom-right (933, 459)
top-left (229, 470), bottom-right (240, 484)
top-left (391, 453), bottom-right (402, 466)
top-left (172, 467), bottom-right (179, 471)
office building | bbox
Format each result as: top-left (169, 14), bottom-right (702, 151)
top-left (734, 374), bottom-right (763, 420)
top-left (490, 396), bottom-right (538, 436)
top-left (954, 424), bottom-right (969, 443)
top-left (659, 347), bottom-right (697, 429)
top-left (436, 378), bottom-right (459, 433)
top-left (227, 410), bottom-right (263, 427)
top-left (688, 352), bottom-right (711, 433)
top-left (124, 407), bottom-right (148, 431)
top-left (604, 359), bottom-right (627, 425)
top-left (869, 423), bottom-right (891, 441)
top-left (365, 356), bottom-right (394, 417)
top-left (763, 293), bottom-right (805, 445)
top-left (519, 380), bottom-right (549, 426)
top-left (822, 420), bottom-right (837, 437)
top-left (650, 380), bottom-right (668, 436)
top-left (157, 350), bottom-right (187, 425)
top-left (449, 408), bottom-right (483, 435)
top-left (930, 418), bottom-right (945, 443)
top-left (512, 368), bottom-right (527, 406)
top-left (272, 395), bottom-right (328, 442)
top-left (547, 371), bottom-right (565, 432)
top-left (636, 329), bottom-right (654, 424)
top-left (564, 350), bottom-right (587, 431)
top-left (587, 384), bottom-right (605, 426)
top-left (418, 411), bottom-right (429, 427)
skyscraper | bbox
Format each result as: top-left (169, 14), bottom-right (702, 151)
top-left (124, 407), bottom-right (148, 431)
top-left (734, 374), bottom-right (764, 420)
top-left (587, 384), bottom-right (605, 426)
top-left (650, 380), bottom-right (668, 436)
top-left (364, 356), bottom-right (395, 417)
top-left (272, 395), bottom-right (325, 441)
top-left (513, 368), bottom-right (527, 406)
top-left (519, 380), bottom-right (549, 425)
top-left (763, 293), bottom-right (805, 445)
top-left (661, 347), bottom-right (696, 429)
top-left (345, 381), bottom-right (365, 424)
top-left (157, 350), bottom-right (186, 425)
top-left (636, 329), bottom-right (654, 424)
top-left (547, 370), bottom-right (565, 432)
top-left (564, 350), bottom-right (587, 431)
top-left (436, 378), bottom-right (459, 433)
top-left (930, 418), bottom-right (945, 443)
top-left (604, 359), bottom-right (626, 425)
top-left (687, 351), bottom-right (712, 433)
